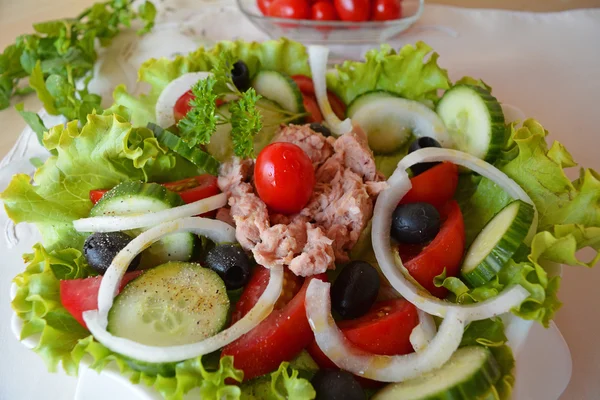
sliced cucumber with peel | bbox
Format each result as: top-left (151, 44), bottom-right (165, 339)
top-left (90, 181), bottom-right (195, 269)
top-left (437, 85), bottom-right (505, 162)
top-left (347, 91), bottom-right (451, 154)
top-left (251, 70), bottom-right (304, 114)
top-left (461, 200), bottom-right (535, 287)
top-left (373, 346), bottom-right (501, 400)
top-left (107, 261), bottom-right (229, 346)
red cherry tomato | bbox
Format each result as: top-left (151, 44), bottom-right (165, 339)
top-left (268, 0), bottom-right (310, 19)
top-left (311, 1), bottom-right (339, 20)
top-left (307, 298), bottom-right (419, 385)
top-left (173, 90), bottom-right (225, 122)
top-left (290, 75), bottom-right (347, 119)
top-left (222, 266), bottom-right (327, 380)
top-left (399, 201), bottom-right (465, 298)
top-left (254, 142), bottom-right (316, 215)
top-left (371, 0), bottom-right (402, 21)
top-left (257, 0), bottom-right (275, 15)
top-left (334, 0), bottom-right (370, 21)
top-left (60, 271), bottom-right (143, 328)
top-left (303, 95), bottom-right (324, 123)
top-left (399, 162), bottom-right (459, 211)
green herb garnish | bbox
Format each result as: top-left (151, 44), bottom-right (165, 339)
top-left (0, 0), bottom-right (156, 123)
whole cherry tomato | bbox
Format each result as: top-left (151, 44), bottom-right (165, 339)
top-left (371, 0), bottom-right (402, 21)
top-left (334, 0), bottom-right (370, 21)
top-left (254, 142), bottom-right (315, 214)
top-left (257, 0), bottom-right (275, 15)
top-left (268, 0), bottom-right (311, 19)
top-left (311, 1), bottom-right (339, 20)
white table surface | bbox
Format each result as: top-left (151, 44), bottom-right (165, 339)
top-left (1, 3), bottom-right (599, 400)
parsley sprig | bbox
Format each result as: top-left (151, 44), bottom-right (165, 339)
top-left (177, 52), bottom-right (265, 159)
top-left (0, 0), bottom-right (156, 123)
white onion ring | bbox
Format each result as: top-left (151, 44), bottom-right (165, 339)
top-left (74, 193), bottom-right (227, 232)
top-left (305, 280), bottom-right (465, 382)
top-left (372, 147), bottom-right (533, 322)
top-left (308, 46), bottom-right (353, 136)
top-left (410, 310), bottom-right (437, 352)
top-left (83, 217), bottom-right (284, 363)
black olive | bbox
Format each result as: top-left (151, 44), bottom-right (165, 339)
top-left (204, 244), bottom-right (251, 290)
top-left (408, 136), bottom-right (442, 176)
top-left (231, 61), bottom-right (251, 92)
top-left (312, 369), bottom-right (366, 400)
top-left (331, 261), bottom-right (380, 320)
top-left (391, 202), bottom-right (441, 244)
top-left (83, 232), bottom-right (141, 275)
top-left (309, 122), bottom-right (332, 137)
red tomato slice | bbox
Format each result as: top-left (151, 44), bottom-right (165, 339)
top-left (307, 299), bottom-right (419, 386)
top-left (222, 266), bottom-right (327, 380)
top-left (399, 162), bottom-right (459, 211)
top-left (173, 90), bottom-right (226, 123)
top-left (399, 201), bottom-right (465, 298)
top-left (303, 95), bottom-right (324, 123)
top-left (60, 271), bottom-right (143, 328)
top-left (89, 175), bottom-right (219, 207)
top-left (290, 75), bottom-right (347, 119)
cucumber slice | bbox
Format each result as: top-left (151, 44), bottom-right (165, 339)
top-left (251, 70), bottom-right (304, 114)
top-left (436, 85), bottom-right (505, 162)
top-left (347, 92), bottom-right (450, 154)
top-left (107, 262), bottom-right (230, 346)
top-left (373, 346), bottom-right (501, 400)
top-left (461, 200), bottom-right (535, 287)
top-left (205, 98), bottom-right (288, 161)
top-left (90, 181), bottom-right (195, 269)
top-left (147, 123), bottom-right (220, 175)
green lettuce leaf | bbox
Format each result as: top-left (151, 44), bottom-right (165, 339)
top-left (110, 38), bottom-right (310, 127)
top-left (326, 41), bottom-right (451, 106)
top-left (241, 361), bottom-right (316, 400)
top-left (1, 113), bottom-right (198, 251)
top-left (460, 318), bottom-right (515, 400)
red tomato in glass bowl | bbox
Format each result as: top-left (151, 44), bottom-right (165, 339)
top-left (371, 0), bottom-right (402, 21)
top-left (257, 0), bottom-right (275, 14)
top-left (311, 1), bottom-right (339, 20)
top-left (334, 0), bottom-right (370, 21)
top-left (254, 142), bottom-right (315, 215)
top-left (267, 0), bottom-right (311, 19)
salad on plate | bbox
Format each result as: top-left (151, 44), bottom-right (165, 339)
top-left (3, 31), bottom-right (600, 400)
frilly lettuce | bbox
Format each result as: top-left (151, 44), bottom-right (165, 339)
top-left (326, 41), bottom-right (451, 106)
top-left (110, 38), bottom-right (311, 126)
top-left (241, 361), bottom-right (316, 400)
top-left (1, 113), bottom-right (198, 251)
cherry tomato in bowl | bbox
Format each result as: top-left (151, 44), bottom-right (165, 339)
top-left (267, 0), bottom-right (311, 19)
top-left (371, 0), bottom-right (402, 21)
top-left (257, 0), bottom-right (275, 14)
top-left (311, 1), bottom-right (339, 20)
top-left (334, 0), bottom-right (370, 21)
top-left (254, 142), bottom-right (316, 215)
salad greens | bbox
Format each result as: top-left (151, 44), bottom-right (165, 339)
top-left (4, 37), bottom-right (600, 399)
top-left (0, 0), bottom-right (156, 124)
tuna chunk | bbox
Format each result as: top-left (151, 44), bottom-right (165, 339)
top-left (274, 124), bottom-right (333, 165)
top-left (253, 216), bottom-right (308, 267)
top-left (289, 224), bottom-right (335, 276)
top-left (333, 125), bottom-right (379, 182)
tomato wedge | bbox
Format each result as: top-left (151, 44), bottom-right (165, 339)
top-left (89, 175), bottom-right (219, 205)
top-left (173, 90), bottom-right (226, 122)
top-left (399, 200), bottom-right (465, 298)
top-left (60, 271), bottom-right (142, 328)
top-left (307, 299), bottom-right (419, 386)
top-left (291, 75), bottom-right (347, 119)
top-left (222, 266), bottom-right (327, 380)
top-left (303, 95), bottom-right (324, 123)
top-left (400, 162), bottom-right (459, 211)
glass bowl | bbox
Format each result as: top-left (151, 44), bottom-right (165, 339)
top-left (236, 0), bottom-right (424, 44)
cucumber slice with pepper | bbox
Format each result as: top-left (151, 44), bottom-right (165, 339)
top-left (251, 70), bottom-right (304, 114)
top-left (436, 84), bottom-right (505, 162)
top-left (461, 200), bottom-right (535, 287)
top-left (90, 181), bottom-right (195, 269)
top-left (373, 346), bottom-right (501, 400)
top-left (107, 261), bottom-right (229, 346)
